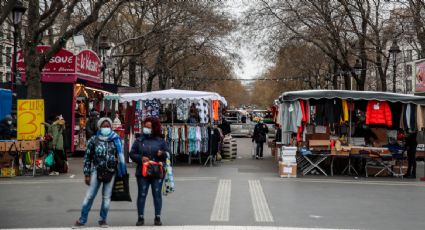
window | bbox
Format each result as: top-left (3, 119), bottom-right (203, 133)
top-left (6, 72), bottom-right (11, 82)
top-left (405, 65), bottom-right (413, 76)
top-left (5, 47), bottom-right (11, 67)
top-left (0, 72), bottom-right (3, 83)
top-left (406, 50), bottom-right (413, 62)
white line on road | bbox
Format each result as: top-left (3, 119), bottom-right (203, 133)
top-left (249, 180), bottom-right (274, 222)
top-left (1, 226), bottom-right (358, 230)
top-left (210, 179), bottom-right (231, 222)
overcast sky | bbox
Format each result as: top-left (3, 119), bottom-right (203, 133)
top-left (221, 0), bottom-right (273, 81)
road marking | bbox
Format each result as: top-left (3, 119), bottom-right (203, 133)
top-left (249, 180), bottom-right (274, 222)
top-left (210, 179), bottom-right (231, 222)
top-left (263, 177), bottom-right (425, 187)
top-left (0, 177), bottom-right (217, 185)
top-left (3, 226), bottom-right (358, 230)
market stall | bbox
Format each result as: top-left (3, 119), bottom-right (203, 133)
top-left (119, 89), bottom-right (228, 165)
top-left (275, 90), bottom-right (425, 178)
top-left (14, 46), bottom-right (116, 153)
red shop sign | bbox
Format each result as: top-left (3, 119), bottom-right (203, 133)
top-left (76, 50), bottom-right (101, 83)
top-left (16, 45), bottom-right (75, 75)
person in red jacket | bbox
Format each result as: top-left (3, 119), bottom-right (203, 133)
top-left (366, 101), bottom-right (392, 127)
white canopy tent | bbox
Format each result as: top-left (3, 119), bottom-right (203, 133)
top-left (119, 89), bottom-right (227, 106)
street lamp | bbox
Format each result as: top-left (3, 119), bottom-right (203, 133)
top-left (98, 35), bottom-right (111, 83)
top-left (353, 59), bottom-right (362, 91)
top-left (389, 39), bottom-right (401, 93)
top-left (9, 0), bottom-right (27, 92)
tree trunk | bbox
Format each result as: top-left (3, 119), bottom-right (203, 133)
top-left (140, 63), bottom-right (144, 92)
top-left (25, 0), bottom-right (42, 99)
top-left (146, 75), bottom-right (155, 92)
top-left (128, 57), bottom-right (136, 87)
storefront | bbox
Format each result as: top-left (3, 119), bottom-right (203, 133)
top-left (275, 90), bottom-right (425, 178)
top-left (15, 46), bottom-right (112, 153)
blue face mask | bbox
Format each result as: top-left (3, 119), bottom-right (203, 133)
top-left (100, 127), bottom-right (112, 136)
top-left (143, 127), bottom-right (152, 135)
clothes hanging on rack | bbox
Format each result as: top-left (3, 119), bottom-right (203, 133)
top-left (365, 100), bottom-right (392, 127)
top-left (212, 100), bottom-right (220, 121)
top-left (177, 99), bottom-right (190, 121)
top-left (142, 99), bottom-right (161, 119)
top-left (417, 105), bottom-right (425, 131)
top-left (197, 99), bottom-right (210, 124)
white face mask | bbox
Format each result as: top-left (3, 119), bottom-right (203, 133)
top-left (143, 127), bottom-right (152, 135)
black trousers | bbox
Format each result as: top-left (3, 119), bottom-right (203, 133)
top-left (407, 151), bottom-right (416, 177)
top-left (52, 150), bottom-right (67, 173)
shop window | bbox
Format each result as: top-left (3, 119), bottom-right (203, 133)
top-left (6, 72), bottom-right (11, 82)
top-left (405, 65), bottom-right (412, 76)
top-left (0, 72), bottom-right (3, 83)
top-left (5, 47), bottom-right (11, 67)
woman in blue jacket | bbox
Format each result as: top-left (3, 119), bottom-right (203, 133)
top-left (130, 117), bottom-right (168, 226)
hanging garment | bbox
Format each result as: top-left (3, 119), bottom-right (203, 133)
top-left (196, 126), bottom-right (202, 153)
top-left (400, 104), bottom-right (405, 129)
top-left (212, 100), bottom-right (220, 121)
top-left (196, 99), bottom-right (210, 124)
top-left (281, 101), bottom-right (301, 132)
top-left (365, 100), bottom-right (392, 127)
top-left (417, 105), bottom-right (425, 131)
top-left (342, 100), bottom-right (349, 122)
top-left (188, 127), bottom-right (197, 154)
top-left (177, 99), bottom-right (190, 121)
top-left (406, 104), bottom-right (412, 130)
top-left (142, 99), bottom-right (161, 119)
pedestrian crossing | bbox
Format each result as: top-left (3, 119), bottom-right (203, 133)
top-left (210, 179), bottom-right (232, 221)
top-left (249, 180), bottom-right (274, 222)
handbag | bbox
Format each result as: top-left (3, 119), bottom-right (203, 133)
top-left (111, 173), bottom-right (132, 202)
top-left (96, 165), bottom-right (115, 183)
top-left (141, 161), bottom-right (164, 179)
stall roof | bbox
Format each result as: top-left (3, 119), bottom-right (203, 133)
top-left (279, 90), bottom-right (425, 105)
top-left (119, 89), bottom-right (227, 106)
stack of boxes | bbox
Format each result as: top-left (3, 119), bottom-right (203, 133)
top-left (278, 146), bottom-right (297, 178)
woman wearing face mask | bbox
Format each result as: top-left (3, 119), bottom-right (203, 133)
top-left (73, 117), bottom-right (127, 228)
top-left (0, 115), bottom-right (16, 140)
top-left (130, 117), bottom-right (168, 226)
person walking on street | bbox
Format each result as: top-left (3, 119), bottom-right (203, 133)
top-left (130, 117), bottom-right (168, 226)
top-left (73, 117), bottom-right (127, 228)
top-left (252, 119), bottom-right (268, 159)
top-left (0, 115), bottom-right (16, 140)
top-left (86, 110), bottom-right (100, 139)
top-left (405, 132), bottom-right (418, 179)
top-left (45, 115), bottom-right (67, 175)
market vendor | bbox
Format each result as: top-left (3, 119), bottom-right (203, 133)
top-left (0, 115), bottom-right (16, 140)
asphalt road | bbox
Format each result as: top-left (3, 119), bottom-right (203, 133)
top-left (1, 138), bottom-right (425, 230)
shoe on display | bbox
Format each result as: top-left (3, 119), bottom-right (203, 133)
top-left (136, 216), bottom-right (144, 226)
top-left (72, 220), bottom-right (84, 229)
top-left (154, 216), bottom-right (162, 226)
top-left (98, 220), bottom-right (109, 228)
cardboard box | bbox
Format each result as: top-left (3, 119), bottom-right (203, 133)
top-left (0, 152), bottom-right (14, 164)
top-left (0, 142), bottom-right (7, 152)
top-left (271, 147), bottom-right (277, 157)
top-left (279, 161), bottom-right (297, 178)
top-left (0, 167), bottom-right (19, 177)
top-left (367, 167), bottom-right (390, 177)
top-left (4, 141), bottom-right (19, 152)
top-left (19, 140), bottom-right (39, 151)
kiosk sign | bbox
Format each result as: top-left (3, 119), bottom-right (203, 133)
top-left (17, 100), bottom-right (45, 140)
top-left (76, 50), bottom-right (101, 82)
top-left (415, 60), bottom-right (425, 93)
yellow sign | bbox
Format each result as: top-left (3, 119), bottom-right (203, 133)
top-left (17, 100), bottom-right (45, 140)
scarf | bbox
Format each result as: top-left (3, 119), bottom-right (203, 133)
top-left (96, 130), bottom-right (123, 157)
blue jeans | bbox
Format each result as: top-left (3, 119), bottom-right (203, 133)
top-left (256, 142), bottom-right (264, 157)
top-left (79, 169), bottom-right (115, 224)
top-left (136, 176), bottom-right (163, 217)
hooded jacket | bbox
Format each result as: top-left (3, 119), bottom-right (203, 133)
top-left (365, 101), bottom-right (392, 127)
top-left (0, 116), bottom-right (15, 140)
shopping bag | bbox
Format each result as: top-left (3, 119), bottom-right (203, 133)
top-left (44, 151), bottom-right (54, 168)
top-left (162, 152), bottom-right (175, 196)
top-left (24, 152), bottom-right (32, 165)
top-left (111, 173), bottom-right (132, 202)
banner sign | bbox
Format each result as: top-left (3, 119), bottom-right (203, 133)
top-left (415, 60), bottom-right (425, 93)
top-left (76, 50), bottom-right (101, 82)
top-left (17, 100), bottom-right (45, 140)
top-left (13, 46), bottom-right (101, 83)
